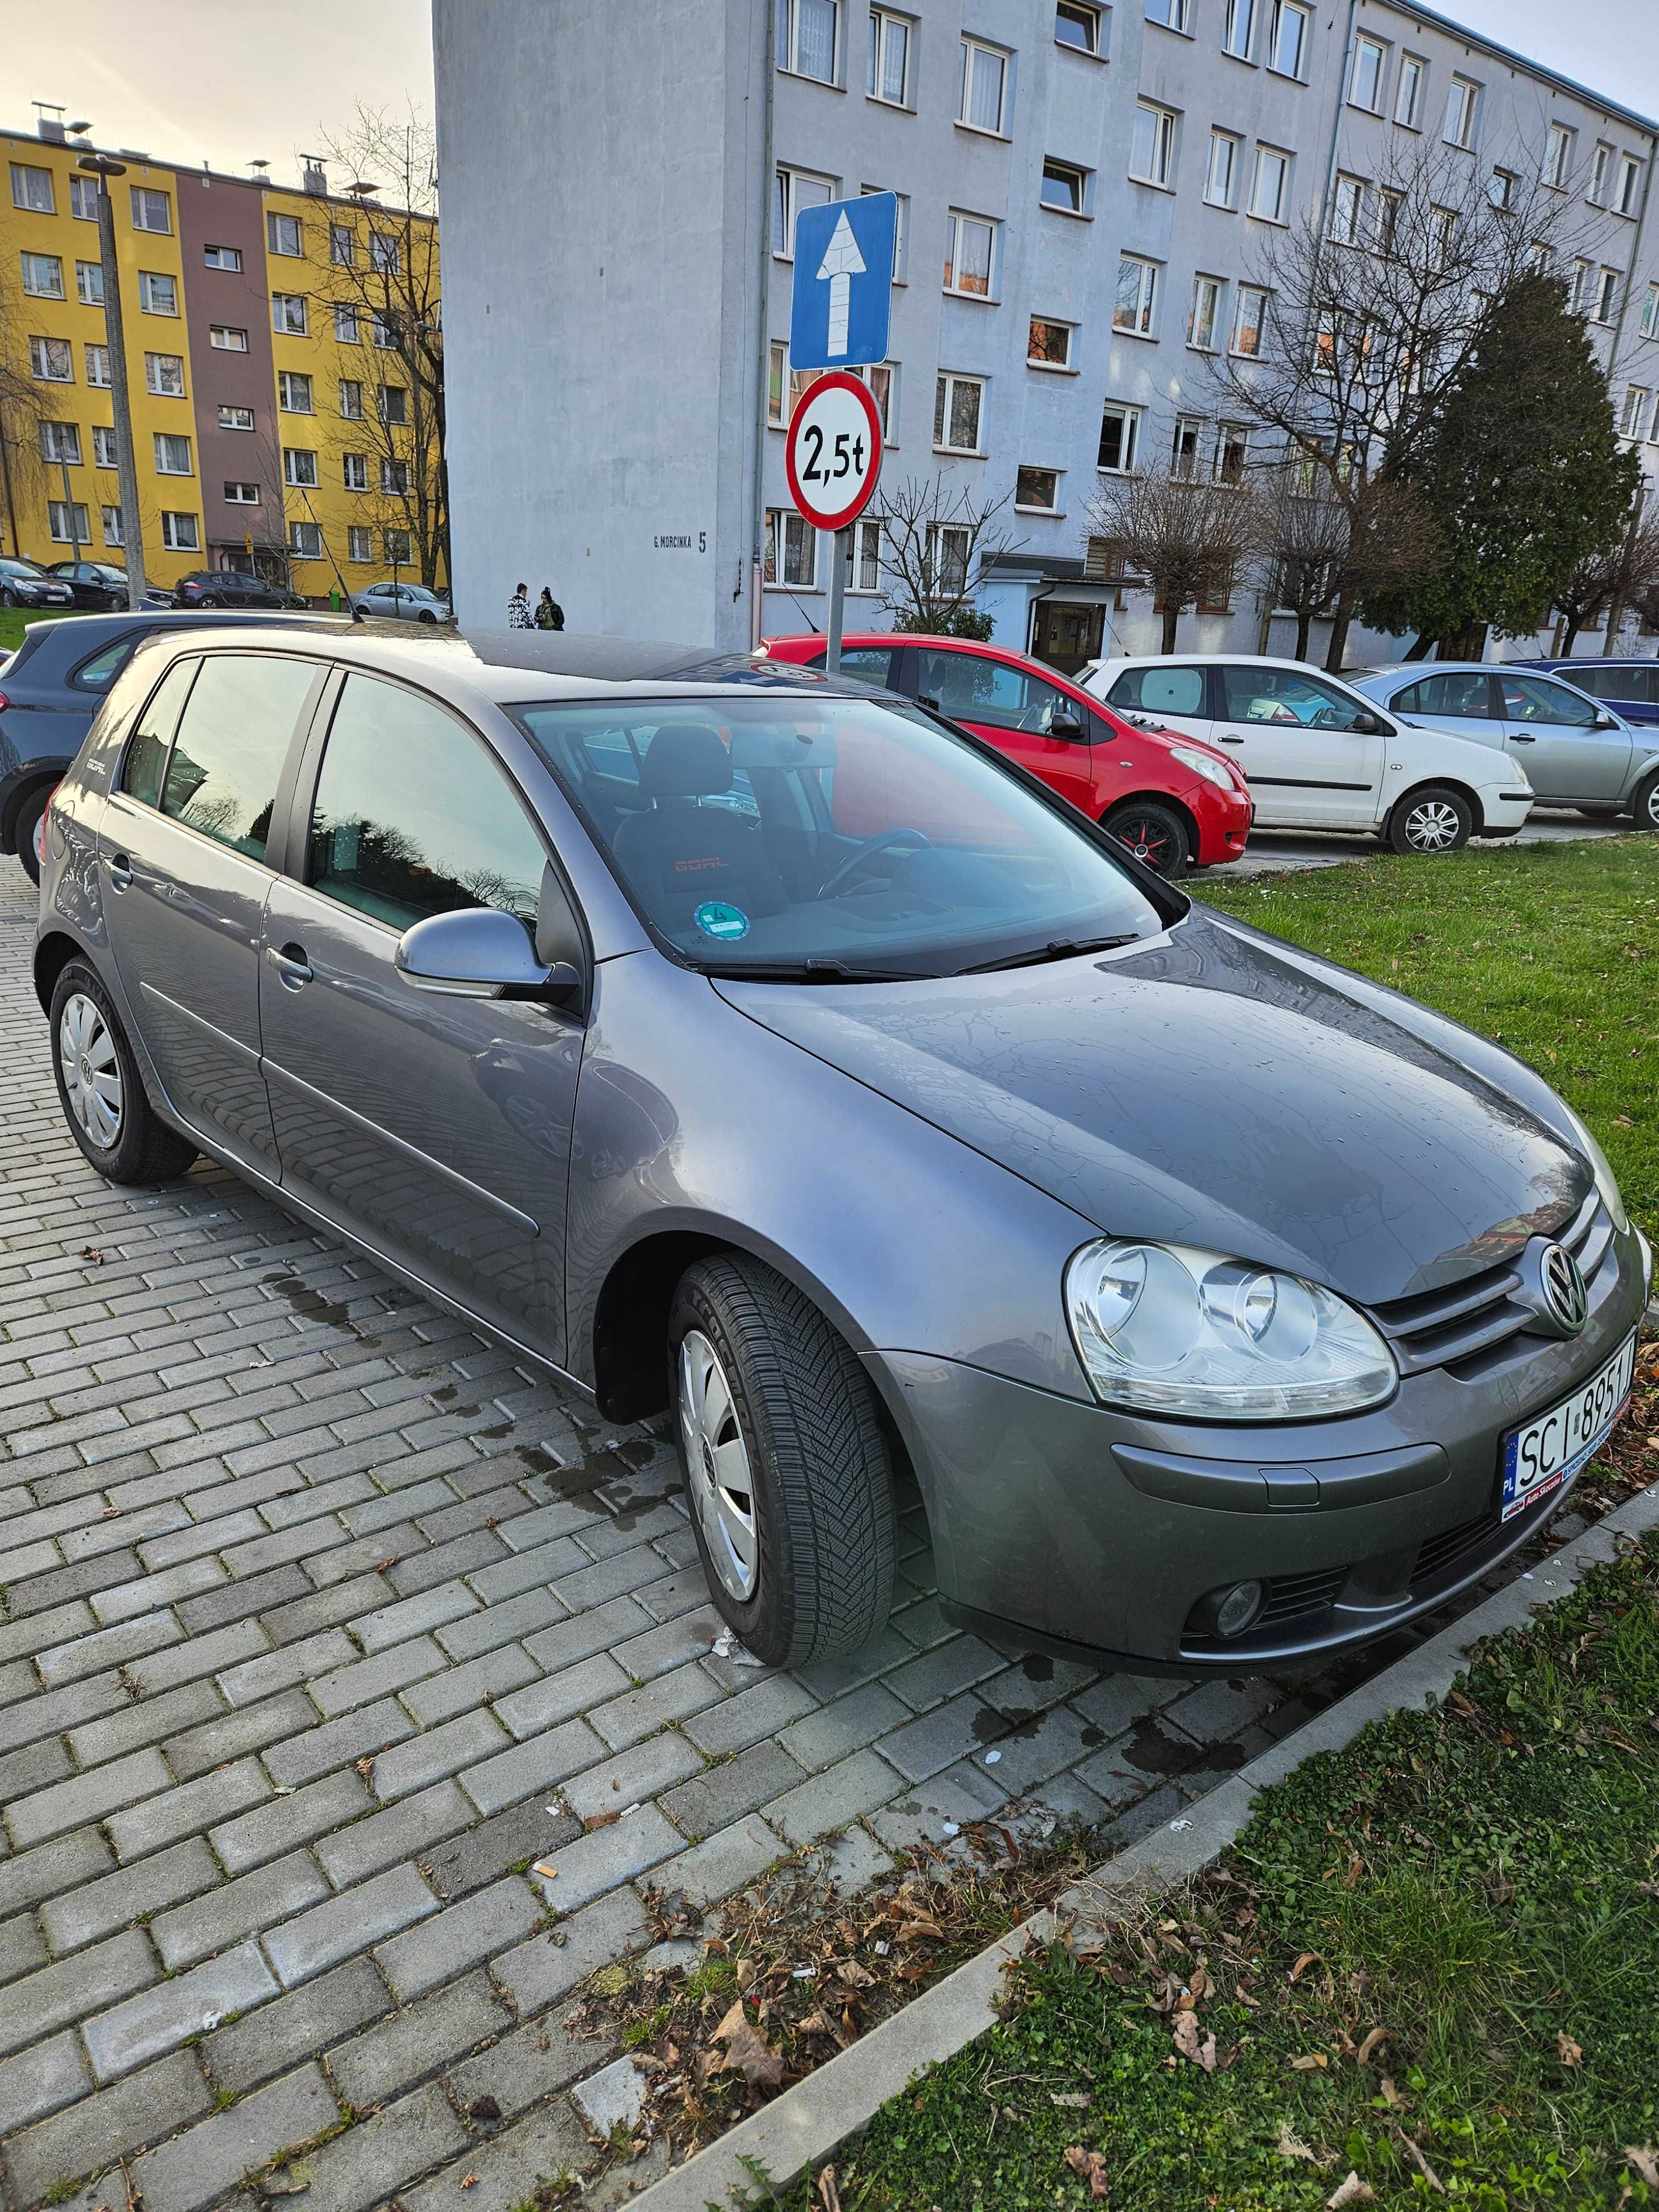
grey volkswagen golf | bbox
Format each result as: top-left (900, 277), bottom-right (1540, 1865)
top-left (34, 628), bottom-right (1651, 1673)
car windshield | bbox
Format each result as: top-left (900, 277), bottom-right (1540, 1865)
top-left (518, 693), bottom-right (1170, 978)
top-left (1, 557), bottom-right (45, 578)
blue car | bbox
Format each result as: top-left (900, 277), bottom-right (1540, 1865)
top-left (1512, 658), bottom-right (1659, 727)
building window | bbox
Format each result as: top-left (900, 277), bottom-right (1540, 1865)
top-left (160, 512), bottom-right (200, 552)
top-left (1097, 403), bottom-right (1141, 473)
top-left (764, 508), bottom-right (817, 587)
top-left (1055, 2), bottom-right (1105, 55)
top-left (49, 500), bottom-right (91, 545)
top-left (1113, 254), bottom-right (1159, 335)
top-left (927, 523), bottom-right (972, 593)
top-left (380, 458), bottom-right (409, 494)
top-left (1222, 0), bottom-right (1254, 59)
top-left (1171, 415), bottom-right (1202, 478)
top-left (1188, 275), bottom-right (1223, 349)
top-left (144, 352), bottom-right (185, 396)
top-left (21, 252), bottom-right (64, 299)
top-left (1593, 267), bottom-right (1620, 324)
top-left (340, 379), bottom-right (365, 418)
top-left (934, 373), bottom-right (985, 453)
top-left (210, 324), bottom-right (248, 351)
top-left (1546, 124), bottom-right (1574, 189)
top-left (383, 529), bottom-right (412, 564)
top-left (1395, 53), bottom-right (1425, 127)
top-left (852, 358), bottom-right (897, 433)
top-left (858, 182), bottom-right (908, 279)
top-left (347, 526), bottom-right (372, 562)
top-left (1569, 258), bottom-right (1593, 314)
top-left (39, 421), bottom-right (81, 465)
top-left (283, 447), bottom-right (319, 488)
top-left (11, 162), bottom-right (55, 213)
top-left (958, 38), bottom-right (1008, 133)
top-left (1588, 143), bottom-right (1613, 205)
top-left (1349, 34), bottom-right (1385, 110)
top-left (1267, 1), bottom-right (1308, 79)
top-left (778, 0), bottom-right (840, 82)
top-left (224, 481), bottom-right (262, 504)
top-left (1215, 423), bottom-right (1250, 482)
top-left (333, 304), bottom-right (361, 344)
top-left (138, 270), bottom-right (179, 316)
top-left (278, 371), bottom-right (314, 413)
top-left (1015, 466), bottom-right (1061, 513)
top-left (1618, 156), bottom-right (1642, 216)
top-left (267, 211), bottom-right (302, 256)
top-left (29, 336), bottom-right (72, 383)
top-left (867, 7), bottom-right (911, 102)
top-left (343, 452), bottom-right (368, 491)
top-left (369, 232), bottom-right (400, 274)
top-left (1041, 159), bottom-right (1088, 213)
top-left (290, 521), bottom-right (324, 560)
top-left (1250, 145), bottom-right (1291, 222)
top-left (1620, 387), bottom-right (1651, 439)
top-left (93, 425), bottom-right (118, 466)
top-left (943, 210), bottom-right (995, 296)
top-left (378, 384), bottom-right (407, 425)
top-left (767, 342), bottom-right (816, 426)
top-left (1145, 0), bottom-right (1188, 28)
top-left (331, 224), bottom-right (355, 266)
top-left (371, 311), bottom-right (399, 348)
top-left (153, 433), bottom-right (192, 475)
top-left (772, 165), bottom-right (835, 257)
top-left (85, 343), bottom-right (111, 387)
top-left (272, 291), bottom-right (308, 335)
top-left (1205, 131), bottom-right (1240, 208)
top-left (76, 260), bottom-right (104, 304)
top-left (1230, 285), bottom-right (1269, 355)
top-left (70, 174), bottom-right (98, 221)
top-left (203, 242), bottom-right (242, 270)
top-left (1489, 167), bottom-right (1517, 211)
top-left (1642, 283), bottom-right (1659, 339)
top-left (130, 186), bottom-right (171, 234)
top-left (844, 517), bottom-right (883, 592)
top-left (1331, 174), bottom-right (1367, 244)
top-left (101, 504), bottom-right (123, 546)
top-left (1028, 316), bottom-right (1075, 368)
top-left (1130, 103), bottom-right (1177, 188)
top-left (218, 404), bottom-right (255, 431)
top-left (1443, 76), bottom-right (1479, 149)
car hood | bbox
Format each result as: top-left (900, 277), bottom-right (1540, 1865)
top-left (714, 911), bottom-right (1588, 1307)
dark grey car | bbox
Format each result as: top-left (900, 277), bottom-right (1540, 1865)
top-left (34, 628), bottom-right (1652, 1673)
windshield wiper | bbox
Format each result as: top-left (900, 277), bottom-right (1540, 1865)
top-left (703, 957), bottom-right (932, 983)
top-left (955, 933), bottom-right (1142, 976)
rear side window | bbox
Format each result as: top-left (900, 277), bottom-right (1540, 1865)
top-left (1567, 664), bottom-right (1654, 705)
top-left (75, 640), bottom-right (136, 692)
top-left (806, 645), bottom-right (897, 687)
top-left (121, 658), bottom-right (199, 806)
top-left (160, 654), bottom-right (319, 860)
top-left (1393, 672), bottom-right (1493, 719)
top-left (1108, 666), bottom-right (1207, 715)
top-left (307, 674), bottom-right (547, 931)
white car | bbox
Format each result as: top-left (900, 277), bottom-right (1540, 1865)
top-left (1077, 654), bottom-right (1534, 854)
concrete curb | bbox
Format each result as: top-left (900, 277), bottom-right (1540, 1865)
top-left (630, 1476), bottom-right (1659, 2211)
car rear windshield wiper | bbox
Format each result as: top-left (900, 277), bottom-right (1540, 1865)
top-left (954, 933), bottom-right (1142, 976)
top-left (703, 957), bottom-right (933, 983)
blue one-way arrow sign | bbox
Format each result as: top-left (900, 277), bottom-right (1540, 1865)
top-left (789, 192), bottom-right (897, 371)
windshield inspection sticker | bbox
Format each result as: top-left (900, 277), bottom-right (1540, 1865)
top-left (693, 900), bottom-right (750, 942)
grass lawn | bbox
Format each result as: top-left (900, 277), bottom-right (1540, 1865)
top-left (0, 608), bottom-right (79, 655)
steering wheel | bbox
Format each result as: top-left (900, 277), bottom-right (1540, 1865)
top-left (816, 828), bottom-right (933, 901)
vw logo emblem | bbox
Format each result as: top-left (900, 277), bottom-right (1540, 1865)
top-left (1540, 1243), bottom-right (1588, 1335)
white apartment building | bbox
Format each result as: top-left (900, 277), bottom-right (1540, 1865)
top-left (434, 0), bottom-right (1659, 663)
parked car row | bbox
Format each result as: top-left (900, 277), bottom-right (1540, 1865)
top-left (1, 560), bottom-right (453, 622)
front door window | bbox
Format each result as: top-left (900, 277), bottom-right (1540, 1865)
top-left (1214, 664), bottom-right (1384, 827)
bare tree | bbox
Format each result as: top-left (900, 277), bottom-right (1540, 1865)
top-left (1552, 494), bottom-right (1659, 653)
top-left (314, 109), bottom-right (446, 587)
top-left (878, 476), bottom-right (1016, 635)
top-left (1251, 450), bottom-right (1441, 661)
top-left (0, 264), bottom-right (60, 559)
top-left (1086, 465), bottom-right (1259, 654)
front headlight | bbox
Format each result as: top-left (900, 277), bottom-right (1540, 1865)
top-left (1169, 744), bottom-right (1234, 792)
top-left (1560, 1105), bottom-right (1629, 1235)
top-left (1065, 1239), bottom-right (1397, 1419)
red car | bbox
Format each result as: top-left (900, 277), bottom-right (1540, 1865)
top-left (761, 632), bottom-right (1250, 875)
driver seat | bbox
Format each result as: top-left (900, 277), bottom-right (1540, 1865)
top-left (611, 723), bottom-right (787, 932)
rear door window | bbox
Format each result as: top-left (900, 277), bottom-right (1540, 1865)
top-left (1568, 664), bottom-right (1655, 706)
top-left (1107, 665), bottom-right (1208, 716)
top-left (160, 654), bottom-right (321, 860)
top-left (1392, 672), bottom-right (1494, 718)
top-left (121, 659), bottom-right (200, 806)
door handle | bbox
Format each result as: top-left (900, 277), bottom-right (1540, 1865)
top-left (1507, 733), bottom-right (1536, 743)
top-left (1217, 734), bottom-right (1244, 745)
top-left (265, 943), bottom-right (313, 989)
top-left (107, 852), bottom-right (133, 890)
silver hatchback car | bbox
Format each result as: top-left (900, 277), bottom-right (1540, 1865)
top-left (34, 628), bottom-right (1650, 1673)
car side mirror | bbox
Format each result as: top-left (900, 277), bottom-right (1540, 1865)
top-left (1349, 710), bottom-right (1384, 734)
top-left (395, 907), bottom-right (581, 1005)
top-left (1048, 709), bottom-right (1086, 740)
top-left (1593, 712), bottom-right (1619, 730)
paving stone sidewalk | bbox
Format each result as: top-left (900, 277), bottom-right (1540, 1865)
top-left (0, 856), bottom-right (1600, 2212)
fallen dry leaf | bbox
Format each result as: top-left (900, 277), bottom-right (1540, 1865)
top-left (1172, 2010), bottom-right (1217, 2072)
top-left (1355, 2027), bottom-right (1391, 2069)
top-left (1378, 2077), bottom-right (1407, 2110)
top-left (1063, 2146), bottom-right (1110, 2200)
top-left (1558, 2030), bottom-right (1584, 2068)
top-left (1290, 1952), bottom-right (1320, 1983)
top-left (1276, 2123), bottom-right (1322, 2164)
top-left (583, 1812), bottom-right (620, 1832)
top-left (1291, 2054), bottom-right (1330, 2072)
top-left (711, 1998), bottom-right (785, 2090)
top-left (735, 1957), bottom-right (757, 1991)
top-left (1625, 2146), bottom-right (1659, 2188)
top-left (1326, 2176), bottom-right (1375, 2209)
top-left (796, 2010), bottom-right (837, 2037)
top-left (816, 2165), bottom-right (842, 2212)
top-left (459, 2178), bottom-right (478, 2191)
top-left (81, 1247), bottom-right (105, 1265)
top-left (836, 1960), bottom-right (878, 1988)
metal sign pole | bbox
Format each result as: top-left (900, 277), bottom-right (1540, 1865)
top-left (825, 527), bottom-right (847, 674)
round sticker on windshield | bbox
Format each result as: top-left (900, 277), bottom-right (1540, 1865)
top-left (693, 900), bottom-right (750, 942)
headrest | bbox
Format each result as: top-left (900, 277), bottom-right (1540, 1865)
top-left (640, 723), bottom-right (733, 799)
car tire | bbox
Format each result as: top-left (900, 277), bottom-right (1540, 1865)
top-left (1631, 770), bottom-right (1659, 834)
top-left (0, 589), bottom-right (14, 609)
top-left (418, 609), bottom-right (437, 625)
top-left (1103, 800), bottom-right (1191, 879)
top-left (14, 786), bottom-right (50, 888)
top-left (669, 1253), bottom-right (896, 1667)
top-left (49, 961), bottom-right (199, 1186)
top-left (1387, 785), bottom-right (1473, 855)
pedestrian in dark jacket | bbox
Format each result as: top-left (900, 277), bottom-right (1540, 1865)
top-left (535, 588), bottom-right (565, 631)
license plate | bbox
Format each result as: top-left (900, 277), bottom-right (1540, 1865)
top-left (1500, 1332), bottom-right (1637, 1522)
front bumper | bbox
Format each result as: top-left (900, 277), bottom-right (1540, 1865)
top-left (872, 1223), bottom-right (1650, 1673)
top-left (1189, 786), bottom-right (1254, 867)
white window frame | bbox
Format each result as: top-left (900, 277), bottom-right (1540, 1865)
top-left (129, 186), bottom-right (171, 234)
top-left (1331, 174), bottom-right (1367, 245)
top-left (1055, 1), bottom-right (1105, 57)
top-left (1230, 285), bottom-right (1270, 356)
top-left (1443, 76), bottom-right (1479, 150)
top-left (943, 210), bottom-right (997, 299)
top-left (926, 521), bottom-right (972, 594)
top-left (851, 358), bottom-right (898, 436)
top-left (340, 379), bottom-right (365, 419)
top-left (217, 405), bottom-right (254, 432)
top-left (1349, 34), bottom-right (1386, 111)
top-left (1642, 282), bottom-right (1659, 340)
top-left (772, 164), bottom-right (836, 259)
top-left (778, 0), bottom-right (842, 84)
top-left (1593, 267), bottom-right (1620, 324)
top-left (377, 384), bottom-right (407, 425)
top-left (39, 420), bottom-right (81, 465)
top-left (1188, 274), bottom-right (1223, 351)
top-left (934, 371), bottom-right (985, 455)
top-left (860, 182), bottom-right (908, 279)
top-left (1027, 315), bottom-right (1076, 370)
top-left (289, 521), bottom-right (324, 560)
top-left (69, 175), bottom-right (98, 221)
top-left (844, 516), bottom-right (883, 594)
top-left (76, 260), bottom-right (104, 305)
top-left (272, 291), bottom-right (308, 336)
top-left (267, 211), bottom-right (304, 256)
top-left (101, 504), bottom-right (124, 546)
top-left (331, 225), bottom-right (356, 267)
top-left (209, 324), bottom-right (248, 352)
top-left (1171, 415), bottom-right (1202, 478)
top-left (1114, 254), bottom-right (1159, 336)
top-left (203, 243), bottom-right (242, 271)
top-left (1097, 403), bottom-right (1142, 474)
top-left (49, 500), bottom-right (91, 545)
top-left (1041, 159), bottom-right (1089, 215)
top-left (1619, 386), bottom-right (1651, 439)
top-left (278, 370), bottom-right (314, 414)
top-left (343, 452), bottom-right (368, 492)
top-left (1214, 422), bottom-right (1250, 484)
top-left (1395, 53), bottom-right (1425, 128)
top-left (1205, 131), bottom-right (1241, 209)
top-left (868, 7), bottom-right (912, 105)
top-left (383, 529), bottom-right (413, 566)
top-left (1546, 124), bottom-right (1574, 189)
top-left (11, 162), bottom-right (55, 213)
top-left (29, 336), bottom-right (72, 383)
top-left (21, 252), bottom-right (64, 299)
top-left (223, 481), bottom-right (262, 505)
top-left (153, 432), bottom-right (192, 476)
top-left (1130, 102), bottom-right (1178, 189)
top-left (138, 270), bottom-right (179, 316)
top-left (334, 303), bottom-right (361, 343)
top-left (380, 457), bottom-right (409, 495)
top-left (159, 512), bottom-right (200, 552)
top-left (1489, 168), bottom-right (1517, 211)
top-left (369, 233), bottom-right (400, 275)
top-left (764, 507), bottom-right (818, 589)
top-left (1015, 465), bottom-right (1063, 514)
top-left (283, 447), bottom-right (320, 489)
top-left (144, 352), bottom-right (185, 397)
top-left (1588, 143), bottom-right (1613, 205)
top-left (347, 526), bottom-right (372, 564)
top-left (1250, 145), bottom-right (1291, 223)
top-left (1617, 155), bottom-right (1642, 217)
top-left (1222, 0), bottom-right (1254, 60)
top-left (1267, 0), bottom-right (1309, 80)
top-left (958, 37), bottom-right (1009, 135)
top-left (92, 425), bottom-right (118, 467)
top-left (85, 343), bottom-right (111, 387)
top-left (1145, 0), bottom-right (1190, 30)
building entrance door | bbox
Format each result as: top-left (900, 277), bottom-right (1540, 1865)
top-left (1030, 601), bottom-right (1105, 675)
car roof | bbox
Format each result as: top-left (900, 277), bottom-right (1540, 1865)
top-left (2, 608), bottom-right (356, 684)
top-left (767, 629), bottom-right (1093, 686)
top-left (1092, 654), bottom-right (1365, 674)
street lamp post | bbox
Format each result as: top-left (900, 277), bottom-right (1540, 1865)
top-left (77, 153), bottom-right (148, 611)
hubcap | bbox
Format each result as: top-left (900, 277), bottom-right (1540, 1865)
top-left (1644, 784), bottom-right (1659, 830)
top-left (59, 994), bottom-right (123, 1150)
top-left (1405, 800), bottom-right (1460, 852)
top-left (1118, 821), bottom-right (1169, 869)
top-left (677, 1329), bottom-right (758, 1603)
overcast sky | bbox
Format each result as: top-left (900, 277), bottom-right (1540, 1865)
top-left (4, 0), bottom-right (1656, 184)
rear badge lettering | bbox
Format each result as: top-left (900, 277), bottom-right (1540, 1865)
top-left (694, 900), bottom-right (750, 941)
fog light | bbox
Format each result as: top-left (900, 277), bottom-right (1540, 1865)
top-left (1213, 1579), bottom-right (1265, 1639)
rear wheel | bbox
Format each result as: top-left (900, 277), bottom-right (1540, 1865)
top-left (1103, 800), bottom-right (1190, 878)
top-left (669, 1254), bottom-right (895, 1667)
top-left (1387, 785), bottom-right (1473, 855)
top-left (49, 961), bottom-right (197, 1186)
top-left (14, 786), bottom-right (52, 888)
top-left (1632, 770), bottom-right (1659, 834)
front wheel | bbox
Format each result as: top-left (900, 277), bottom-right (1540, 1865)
top-left (1103, 800), bottom-right (1190, 878)
top-left (1631, 770), bottom-right (1659, 834)
top-left (49, 962), bottom-right (198, 1186)
top-left (669, 1254), bottom-right (896, 1668)
top-left (418, 609), bottom-right (437, 625)
top-left (1387, 785), bottom-right (1473, 855)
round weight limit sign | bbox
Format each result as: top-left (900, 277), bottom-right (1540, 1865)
top-left (784, 372), bottom-right (884, 534)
